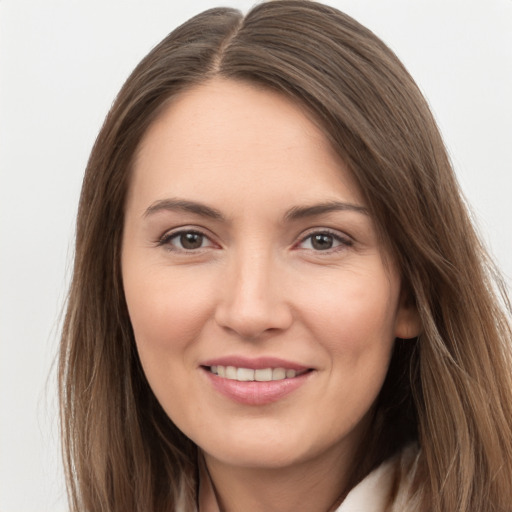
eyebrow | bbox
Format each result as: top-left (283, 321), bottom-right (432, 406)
top-left (143, 198), bottom-right (368, 221)
top-left (143, 198), bottom-right (224, 220)
top-left (283, 201), bottom-right (368, 221)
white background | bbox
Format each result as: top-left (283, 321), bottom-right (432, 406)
top-left (1, 1), bottom-right (511, 510)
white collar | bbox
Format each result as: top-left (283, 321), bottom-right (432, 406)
top-left (198, 444), bottom-right (419, 512)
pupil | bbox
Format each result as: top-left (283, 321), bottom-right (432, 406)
top-left (312, 234), bottom-right (333, 250)
top-left (180, 232), bottom-right (203, 250)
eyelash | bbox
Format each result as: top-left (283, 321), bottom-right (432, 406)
top-left (157, 229), bottom-right (215, 252)
top-left (157, 227), bottom-right (353, 254)
top-left (295, 229), bottom-right (353, 252)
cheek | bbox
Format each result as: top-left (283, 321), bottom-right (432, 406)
top-left (122, 265), bottom-right (217, 427)
top-left (298, 266), bottom-right (400, 353)
top-left (301, 275), bottom-right (398, 422)
top-left (295, 265), bottom-right (399, 417)
top-left (123, 265), bottom-right (215, 361)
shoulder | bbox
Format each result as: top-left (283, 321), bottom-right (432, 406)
top-left (335, 444), bottom-right (421, 512)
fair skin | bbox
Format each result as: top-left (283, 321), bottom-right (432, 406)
top-left (122, 78), bottom-right (420, 512)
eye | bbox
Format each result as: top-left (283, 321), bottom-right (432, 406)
top-left (159, 230), bottom-right (214, 251)
top-left (297, 230), bottom-right (352, 251)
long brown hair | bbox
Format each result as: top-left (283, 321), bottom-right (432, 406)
top-left (59, 1), bottom-right (512, 510)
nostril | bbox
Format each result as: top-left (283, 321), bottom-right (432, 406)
top-left (214, 305), bottom-right (292, 340)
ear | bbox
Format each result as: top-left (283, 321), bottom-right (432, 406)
top-left (394, 289), bottom-right (422, 340)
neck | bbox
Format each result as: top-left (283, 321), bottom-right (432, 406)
top-left (202, 444), bottom-right (357, 512)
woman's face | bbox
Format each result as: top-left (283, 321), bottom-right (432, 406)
top-left (122, 78), bottom-right (419, 472)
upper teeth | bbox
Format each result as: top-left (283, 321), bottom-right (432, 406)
top-left (210, 365), bottom-right (301, 382)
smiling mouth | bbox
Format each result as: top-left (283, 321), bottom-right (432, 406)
top-left (205, 365), bottom-right (311, 382)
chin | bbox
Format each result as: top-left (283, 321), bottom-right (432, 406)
top-left (196, 421), bottom-right (346, 471)
top-left (204, 443), bottom-right (308, 470)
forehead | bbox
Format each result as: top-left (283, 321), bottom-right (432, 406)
top-left (129, 78), bottom-right (364, 211)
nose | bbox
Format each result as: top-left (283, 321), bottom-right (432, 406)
top-left (214, 250), bottom-right (293, 340)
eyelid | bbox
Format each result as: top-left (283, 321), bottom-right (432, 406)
top-left (155, 226), bottom-right (353, 252)
top-left (156, 226), bottom-right (219, 251)
top-left (294, 228), bottom-right (353, 251)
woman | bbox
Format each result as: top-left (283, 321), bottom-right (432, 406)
top-left (59, 1), bottom-right (512, 511)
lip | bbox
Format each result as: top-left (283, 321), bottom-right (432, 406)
top-left (200, 356), bottom-right (313, 406)
top-left (200, 356), bottom-right (309, 371)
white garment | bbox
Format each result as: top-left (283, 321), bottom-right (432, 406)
top-left (335, 444), bottom-right (420, 512)
top-left (198, 444), bottom-right (420, 512)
